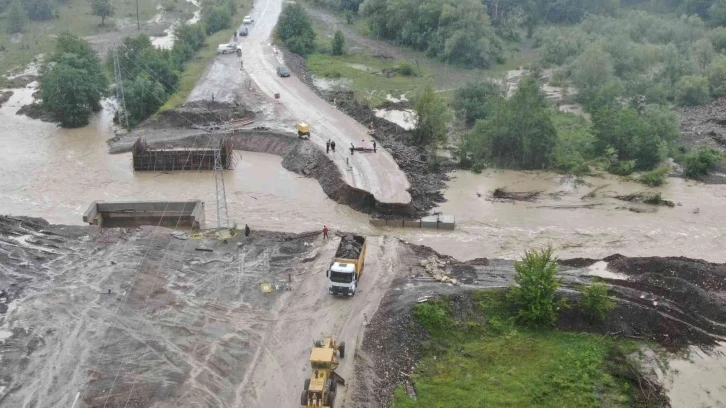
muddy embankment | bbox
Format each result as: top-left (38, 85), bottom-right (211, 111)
top-left (679, 97), bottom-right (726, 184)
top-left (115, 126), bottom-right (414, 217)
top-left (281, 49), bottom-right (453, 216)
top-left (349, 247), bottom-right (726, 407)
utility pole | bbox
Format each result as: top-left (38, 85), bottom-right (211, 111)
top-left (113, 49), bottom-right (129, 129)
top-left (214, 146), bottom-right (230, 230)
top-left (136, 0), bottom-right (140, 30)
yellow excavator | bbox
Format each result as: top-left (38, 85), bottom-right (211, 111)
top-left (300, 336), bottom-right (346, 408)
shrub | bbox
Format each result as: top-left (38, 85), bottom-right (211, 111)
top-left (413, 300), bottom-right (452, 335)
top-left (203, 6), bottom-right (231, 35)
top-left (276, 3), bottom-right (316, 56)
top-left (394, 61), bottom-right (416, 76)
top-left (683, 147), bottom-right (723, 178)
top-left (580, 283), bottom-right (615, 323)
top-left (332, 29), bottom-right (345, 56)
top-left (508, 247), bottom-right (566, 327)
top-left (638, 166), bottom-right (669, 186)
top-left (674, 75), bottom-right (710, 106)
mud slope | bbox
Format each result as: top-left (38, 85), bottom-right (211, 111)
top-left (0, 217), bottom-right (409, 407)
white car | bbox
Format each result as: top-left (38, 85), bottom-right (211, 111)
top-left (243, 15), bottom-right (253, 24)
top-left (217, 44), bottom-right (236, 54)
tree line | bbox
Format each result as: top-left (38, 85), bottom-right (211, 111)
top-left (6, 0), bottom-right (116, 33)
top-left (37, 0), bottom-right (239, 128)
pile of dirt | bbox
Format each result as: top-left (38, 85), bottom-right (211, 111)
top-left (16, 102), bottom-right (54, 122)
top-left (280, 48), bottom-right (452, 217)
top-left (680, 97), bottom-right (726, 149)
top-left (139, 100), bottom-right (256, 130)
top-left (615, 192), bottom-right (675, 207)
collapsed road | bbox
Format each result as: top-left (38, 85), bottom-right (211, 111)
top-left (188, 0), bottom-right (412, 208)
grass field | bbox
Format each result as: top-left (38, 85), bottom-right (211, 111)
top-left (0, 0), bottom-right (165, 82)
top-left (392, 291), bottom-right (639, 408)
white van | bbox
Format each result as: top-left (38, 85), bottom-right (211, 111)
top-left (217, 44), bottom-right (236, 54)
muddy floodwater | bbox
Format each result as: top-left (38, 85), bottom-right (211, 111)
top-left (0, 93), bottom-right (368, 232)
top-left (2, 90), bottom-right (726, 263)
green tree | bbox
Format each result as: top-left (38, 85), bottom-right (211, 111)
top-left (452, 80), bottom-right (503, 127)
top-left (691, 38), bottom-right (715, 71)
top-left (172, 23), bottom-right (207, 63)
top-left (203, 6), bottom-right (231, 35)
top-left (707, 56), bottom-right (726, 97)
top-left (463, 77), bottom-right (557, 169)
top-left (580, 283), bottom-right (614, 323)
top-left (662, 44), bottom-right (694, 87)
top-left (509, 247), bottom-right (565, 327)
top-left (7, 0), bottom-right (27, 34)
top-left (40, 34), bottom-right (108, 128)
top-left (109, 35), bottom-right (153, 80)
top-left (683, 147), bottom-right (723, 178)
top-left (675, 75), bottom-right (710, 106)
top-left (40, 54), bottom-right (108, 127)
top-left (23, 0), bottom-right (53, 21)
top-left (91, 0), bottom-right (114, 26)
top-left (710, 27), bottom-right (726, 52)
top-left (276, 3), bottom-right (316, 55)
top-left (412, 85), bottom-right (450, 148)
top-left (709, 0), bottom-right (726, 25)
top-left (571, 45), bottom-right (614, 100)
top-left (123, 76), bottom-right (168, 126)
top-left (332, 29), bottom-right (345, 55)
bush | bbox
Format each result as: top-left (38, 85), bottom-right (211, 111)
top-left (683, 147), bottom-right (723, 178)
top-left (638, 166), bottom-right (670, 186)
top-left (203, 6), bottom-right (231, 35)
top-left (332, 29), bottom-right (344, 56)
top-left (413, 300), bottom-right (452, 335)
top-left (452, 80), bottom-right (502, 127)
top-left (674, 75), bottom-right (710, 106)
top-left (580, 283), bottom-right (615, 323)
top-left (394, 61), bottom-right (416, 76)
top-left (7, 0), bottom-right (26, 34)
top-left (508, 247), bottom-right (566, 327)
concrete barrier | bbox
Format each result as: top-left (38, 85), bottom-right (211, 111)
top-left (83, 200), bottom-right (205, 229)
top-left (369, 214), bottom-right (455, 230)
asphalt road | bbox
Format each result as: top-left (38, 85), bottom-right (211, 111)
top-left (190, 0), bottom-right (412, 206)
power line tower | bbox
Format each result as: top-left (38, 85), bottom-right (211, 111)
top-left (214, 147), bottom-right (230, 230)
top-left (113, 49), bottom-right (129, 129)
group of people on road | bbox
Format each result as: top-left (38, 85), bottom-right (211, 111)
top-left (326, 139), bottom-right (336, 153)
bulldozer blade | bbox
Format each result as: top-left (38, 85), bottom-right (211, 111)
top-left (332, 371), bottom-right (346, 386)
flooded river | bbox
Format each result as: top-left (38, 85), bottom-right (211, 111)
top-left (1, 88), bottom-right (725, 264)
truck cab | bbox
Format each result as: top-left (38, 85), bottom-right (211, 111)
top-left (328, 262), bottom-right (358, 296)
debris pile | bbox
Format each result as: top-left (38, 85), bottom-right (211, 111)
top-left (491, 187), bottom-right (542, 201)
top-left (615, 192), bottom-right (675, 207)
top-left (335, 234), bottom-right (363, 259)
top-left (419, 255), bottom-right (459, 285)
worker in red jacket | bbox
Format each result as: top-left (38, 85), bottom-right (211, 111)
top-left (323, 225), bottom-right (329, 239)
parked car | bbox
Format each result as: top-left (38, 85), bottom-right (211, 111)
top-left (277, 65), bottom-right (291, 77)
top-left (239, 26), bottom-right (248, 36)
top-left (217, 44), bottom-right (236, 54)
top-left (243, 15), bottom-right (253, 24)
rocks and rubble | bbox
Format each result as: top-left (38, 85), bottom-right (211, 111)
top-left (335, 234), bottom-right (363, 259)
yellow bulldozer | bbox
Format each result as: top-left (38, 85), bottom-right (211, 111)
top-left (300, 336), bottom-right (346, 408)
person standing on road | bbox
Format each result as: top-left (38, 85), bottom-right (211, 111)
top-left (323, 225), bottom-right (329, 239)
top-left (331, 140), bottom-right (336, 152)
top-left (373, 140), bottom-right (376, 153)
top-left (244, 224), bottom-right (250, 237)
top-left (326, 139), bottom-right (331, 153)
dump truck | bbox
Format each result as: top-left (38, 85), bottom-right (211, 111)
top-left (326, 235), bottom-right (366, 296)
top-left (301, 336), bottom-right (346, 408)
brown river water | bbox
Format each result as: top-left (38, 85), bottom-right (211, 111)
top-left (1, 87), bottom-right (725, 266)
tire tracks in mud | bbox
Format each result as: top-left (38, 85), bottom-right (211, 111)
top-left (234, 236), bottom-right (402, 408)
